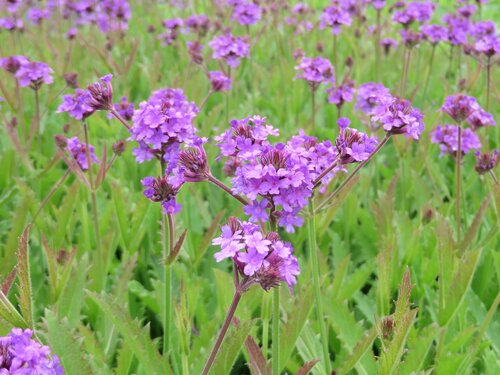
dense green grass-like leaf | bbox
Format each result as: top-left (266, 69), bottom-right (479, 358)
top-left (16, 225), bottom-right (33, 328)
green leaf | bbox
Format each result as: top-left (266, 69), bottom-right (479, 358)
top-left (86, 291), bottom-right (171, 375)
top-left (44, 310), bottom-right (94, 375)
top-left (0, 290), bottom-right (27, 328)
top-left (459, 196), bottom-right (490, 255)
top-left (16, 225), bottom-right (33, 328)
top-left (57, 256), bottom-right (88, 325)
top-left (211, 318), bottom-right (255, 374)
top-left (337, 327), bottom-right (377, 375)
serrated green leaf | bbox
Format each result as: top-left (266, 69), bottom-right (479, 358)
top-left (337, 327), bottom-right (377, 375)
top-left (0, 290), bottom-right (27, 328)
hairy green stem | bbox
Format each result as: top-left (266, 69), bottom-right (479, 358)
top-left (272, 286), bottom-right (280, 375)
top-left (207, 174), bottom-right (249, 206)
top-left (308, 200), bottom-right (331, 373)
top-left (456, 125), bottom-right (462, 243)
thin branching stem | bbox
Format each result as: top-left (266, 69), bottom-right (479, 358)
top-left (109, 108), bottom-right (131, 129)
top-left (207, 174), bottom-right (249, 206)
top-left (272, 286), bottom-right (280, 375)
top-left (31, 168), bottom-right (71, 224)
top-left (456, 125), bottom-right (462, 243)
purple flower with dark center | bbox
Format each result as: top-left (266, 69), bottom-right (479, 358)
top-left (420, 24), bottom-right (447, 45)
top-left (355, 82), bottom-right (392, 115)
top-left (130, 88), bottom-right (199, 167)
top-left (372, 97), bottom-right (424, 140)
top-left (443, 13), bottom-right (469, 45)
top-left (184, 14), bottom-right (210, 36)
top-left (368, 0), bottom-right (386, 10)
top-left (335, 117), bottom-right (378, 164)
top-left (142, 175), bottom-right (182, 214)
top-left (431, 125), bottom-right (481, 157)
top-left (231, 1), bottom-right (261, 26)
top-left (392, 1), bottom-right (435, 27)
top-left (294, 56), bottom-right (334, 91)
top-left (209, 32), bottom-right (250, 68)
top-left (380, 38), bottom-right (398, 54)
top-left (159, 18), bottom-right (183, 45)
top-left (441, 94), bottom-right (481, 123)
top-left (108, 96), bottom-right (135, 121)
top-left (187, 41), bottom-right (204, 64)
top-left (57, 89), bottom-right (95, 120)
top-left (15, 60), bottom-right (54, 89)
top-left (96, 0), bottom-right (131, 33)
top-left (399, 29), bottom-right (423, 48)
top-left (209, 70), bottom-right (232, 92)
top-left (475, 150), bottom-right (499, 174)
top-left (0, 17), bottom-right (23, 31)
top-left (244, 198), bottom-right (270, 222)
top-left (27, 8), bottom-right (50, 25)
top-left (474, 35), bottom-right (500, 57)
top-left (286, 3), bottom-right (313, 35)
top-left (466, 108), bottom-right (496, 130)
top-left (87, 74), bottom-right (114, 111)
top-left (470, 21), bottom-right (496, 40)
top-left (326, 79), bottom-right (355, 108)
top-left (66, 136), bottom-right (99, 170)
top-left (213, 217), bottom-right (300, 290)
top-left (0, 55), bottom-right (29, 74)
top-left (0, 328), bottom-right (63, 374)
top-left (457, 4), bottom-right (477, 19)
top-left (319, 5), bottom-right (352, 35)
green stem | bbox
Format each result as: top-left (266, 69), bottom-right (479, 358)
top-left (375, 10), bottom-right (381, 81)
top-left (486, 57), bottom-right (491, 112)
top-left (333, 34), bottom-right (338, 69)
top-left (262, 294), bottom-right (270, 359)
top-left (272, 286), bottom-right (280, 375)
top-left (308, 200), bottom-right (331, 373)
top-left (311, 89), bottom-right (316, 133)
top-left (400, 48), bottom-right (411, 98)
top-left (456, 125), bottom-right (462, 243)
top-left (422, 45), bottom-right (436, 105)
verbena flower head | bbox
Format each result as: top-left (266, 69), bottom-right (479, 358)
top-left (159, 18), bottom-right (183, 45)
top-left (0, 328), bottom-right (63, 374)
top-left (187, 41), bottom-right (204, 64)
top-left (27, 8), bottom-right (51, 25)
top-left (0, 55), bottom-right (29, 74)
top-left (108, 96), bottom-right (135, 121)
top-left (213, 217), bottom-right (300, 290)
top-left (335, 117), bottom-right (378, 164)
top-left (15, 60), bottom-right (54, 89)
top-left (399, 29), bottom-right (423, 48)
top-left (319, 5), bottom-right (352, 35)
top-left (130, 88), bottom-right (199, 166)
top-left (231, 1), bottom-right (261, 26)
top-left (443, 13), bottom-right (469, 45)
top-left (467, 108), bottom-right (496, 130)
top-left (95, 0), bottom-right (131, 33)
top-left (66, 136), bottom-right (99, 170)
top-left (441, 94), bottom-right (481, 123)
top-left (0, 17), bottom-right (23, 31)
top-left (355, 82), bottom-right (392, 115)
top-left (474, 35), bottom-right (500, 57)
top-left (286, 3), bottom-right (313, 35)
top-left (142, 175), bottom-right (182, 214)
top-left (209, 70), bottom-right (232, 92)
top-left (474, 150), bottom-right (499, 174)
top-left (87, 74), bottom-right (113, 111)
top-left (380, 38), bottom-right (398, 54)
top-left (420, 24), bottom-right (447, 45)
top-left (470, 21), bottom-right (496, 40)
top-left (326, 79), bottom-right (355, 108)
top-left (178, 143), bottom-right (210, 182)
top-left (392, 1), bottom-right (435, 27)
top-left (294, 56), bottom-right (334, 91)
top-left (372, 97), bottom-right (424, 140)
top-left (368, 0), bottom-right (386, 10)
top-left (209, 32), bottom-right (250, 68)
top-left (57, 89), bottom-right (95, 120)
top-left (431, 125), bottom-right (481, 157)
top-left (184, 14), bottom-right (210, 36)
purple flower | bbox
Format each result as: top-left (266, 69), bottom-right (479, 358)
top-left (66, 136), bottom-right (99, 170)
top-left (184, 14), bottom-right (210, 36)
top-left (474, 35), bottom-right (500, 57)
top-left (326, 79), bottom-right (355, 108)
top-left (209, 71), bottom-right (232, 92)
top-left (399, 29), bottom-right (423, 48)
top-left (466, 108), bottom-right (496, 130)
top-left (141, 175), bottom-right (182, 215)
top-left (27, 8), bottom-right (50, 25)
top-left (95, 0), bottom-right (131, 33)
top-left (470, 21), bottom-right (496, 40)
top-left (380, 38), bottom-right (398, 54)
top-left (431, 125), bottom-right (481, 157)
top-left (355, 82), bottom-right (392, 115)
top-left (87, 74), bottom-right (114, 111)
top-left (335, 117), bottom-right (378, 164)
top-left (15, 60), bottom-right (54, 89)
top-left (441, 94), bottom-right (481, 123)
top-left (57, 89), bottom-right (95, 120)
top-left (159, 18), bottom-right (183, 45)
top-left (0, 328), bottom-right (63, 374)
top-left (209, 32), bottom-right (250, 68)
top-left (243, 199), bottom-right (270, 222)
top-left (0, 55), bottom-right (29, 74)
top-left (0, 17), bottom-right (23, 31)
top-left (443, 13), bottom-right (470, 45)
top-left (108, 96), bottom-right (135, 121)
top-left (178, 143), bottom-right (210, 182)
top-left (213, 217), bottom-right (300, 290)
top-left (475, 150), bottom-right (499, 174)
top-left (187, 41), bottom-right (204, 64)
top-left (393, 2), bottom-right (435, 27)
top-left (420, 24), bottom-right (447, 45)
top-left (372, 97), bottom-right (425, 140)
top-left (286, 3), bottom-right (313, 35)
top-left (319, 5), bottom-right (352, 35)
top-left (231, 1), bottom-right (261, 26)
top-left (294, 56), bottom-right (334, 91)
top-left (130, 88), bottom-right (199, 166)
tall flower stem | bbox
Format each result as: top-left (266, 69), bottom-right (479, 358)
top-left (333, 34), bottom-right (338, 69)
top-left (488, 170), bottom-right (498, 185)
top-left (485, 57), bottom-right (491, 111)
top-left (202, 284), bottom-right (244, 375)
top-left (375, 10), bottom-right (381, 81)
top-left (207, 174), bottom-right (249, 206)
top-left (109, 108), bottom-right (131, 129)
top-left (311, 89), bottom-right (316, 133)
top-left (400, 48), bottom-right (411, 98)
top-left (422, 45), bottom-right (436, 105)
top-left (308, 200), bottom-right (331, 373)
top-left (456, 125), bottom-right (462, 243)
top-left (28, 89), bottom-right (41, 149)
top-left (272, 286), bottom-right (280, 375)
top-left (313, 160), bottom-right (339, 189)
top-left (31, 169), bottom-right (71, 223)
top-left (83, 122), bottom-right (104, 290)
top-left (316, 134), bottom-right (391, 213)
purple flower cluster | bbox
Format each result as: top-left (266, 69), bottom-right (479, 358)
top-left (129, 88), bottom-right (199, 165)
top-left (326, 79), bottom-right (355, 108)
top-left (392, 2), bottom-right (435, 27)
top-left (0, 56), bottom-right (53, 90)
top-left (209, 33), bottom-right (250, 68)
top-left (335, 118), bottom-right (378, 164)
top-left (142, 175), bottom-right (182, 214)
top-left (159, 18), bottom-right (183, 46)
top-left (213, 217), bottom-right (300, 290)
top-left (420, 24), bottom-right (447, 45)
top-left (230, 1), bottom-right (261, 26)
top-left (442, 13), bottom-right (469, 46)
top-left (319, 5), bottom-right (352, 35)
top-left (431, 125), bottom-right (481, 157)
top-left (475, 150), bottom-right (499, 175)
top-left (209, 71), bottom-right (232, 92)
top-left (66, 136), bottom-right (99, 170)
top-left (380, 38), bottom-right (398, 55)
top-left (286, 3), bottom-right (313, 35)
top-left (440, 94), bottom-right (491, 125)
top-left (355, 82), bottom-right (392, 116)
top-left (294, 56), bottom-right (334, 91)
top-left (109, 96), bottom-right (135, 121)
top-left (371, 97), bottom-right (425, 140)
top-left (57, 89), bottom-right (94, 121)
top-left (0, 328), bottom-right (63, 374)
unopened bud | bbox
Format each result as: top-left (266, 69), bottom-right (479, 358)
top-left (112, 140), bottom-right (126, 155)
top-left (54, 134), bottom-right (68, 149)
